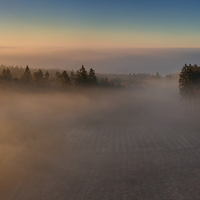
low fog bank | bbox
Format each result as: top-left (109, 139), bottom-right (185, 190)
top-left (0, 79), bottom-right (185, 128)
top-left (0, 79), bottom-right (198, 199)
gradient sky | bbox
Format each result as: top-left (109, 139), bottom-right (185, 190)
top-left (1, 0), bottom-right (200, 49)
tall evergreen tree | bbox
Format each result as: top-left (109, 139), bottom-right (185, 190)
top-left (88, 68), bottom-right (97, 85)
top-left (55, 71), bottom-right (61, 81)
top-left (74, 65), bottom-right (88, 86)
top-left (32, 69), bottom-right (44, 84)
top-left (21, 65), bottom-right (32, 82)
top-left (179, 64), bottom-right (200, 100)
top-left (60, 70), bottom-right (70, 86)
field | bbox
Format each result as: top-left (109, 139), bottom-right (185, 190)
top-left (1, 83), bottom-right (200, 200)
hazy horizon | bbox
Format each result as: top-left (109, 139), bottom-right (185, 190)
top-left (1, 48), bottom-right (200, 75)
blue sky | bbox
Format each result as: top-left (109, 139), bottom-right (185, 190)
top-left (1, 0), bottom-right (200, 48)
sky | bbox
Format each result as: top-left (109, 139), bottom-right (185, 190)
top-left (1, 0), bottom-right (200, 74)
top-left (1, 0), bottom-right (200, 49)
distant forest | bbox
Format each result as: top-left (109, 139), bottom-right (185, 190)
top-left (0, 64), bottom-right (178, 90)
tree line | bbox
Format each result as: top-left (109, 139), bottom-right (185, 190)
top-left (0, 64), bottom-right (179, 90)
top-left (0, 65), bottom-right (119, 88)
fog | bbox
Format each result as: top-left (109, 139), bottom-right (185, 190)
top-left (1, 48), bottom-right (200, 75)
top-left (1, 80), bottom-right (200, 199)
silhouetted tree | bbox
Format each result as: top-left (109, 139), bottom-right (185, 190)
top-left (179, 64), bottom-right (200, 100)
top-left (21, 65), bottom-right (32, 83)
top-left (32, 69), bottom-right (43, 84)
top-left (74, 65), bottom-right (88, 86)
top-left (55, 71), bottom-right (61, 81)
top-left (156, 72), bottom-right (161, 79)
top-left (88, 68), bottom-right (97, 85)
top-left (60, 70), bottom-right (70, 86)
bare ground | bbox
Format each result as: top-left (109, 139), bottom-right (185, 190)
top-left (3, 124), bottom-right (200, 200)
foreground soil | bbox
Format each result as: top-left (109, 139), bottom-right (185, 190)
top-left (3, 124), bottom-right (200, 200)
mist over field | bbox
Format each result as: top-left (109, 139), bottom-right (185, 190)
top-left (1, 79), bottom-right (200, 199)
top-left (1, 48), bottom-right (200, 75)
top-left (2, 0), bottom-right (200, 198)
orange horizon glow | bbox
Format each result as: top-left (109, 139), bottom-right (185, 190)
top-left (1, 24), bottom-right (200, 50)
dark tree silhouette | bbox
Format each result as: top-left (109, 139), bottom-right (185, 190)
top-left (55, 71), bottom-right (61, 81)
top-left (21, 65), bottom-right (32, 83)
top-left (60, 70), bottom-right (70, 86)
top-left (74, 65), bottom-right (88, 86)
top-left (88, 68), bottom-right (98, 85)
top-left (32, 69), bottom-right (44, 84)
top-left (179, 64), bottom-right (200, 101)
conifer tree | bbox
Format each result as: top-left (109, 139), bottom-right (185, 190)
top-left (21, 65), bottom-right (32, 83)
top-left (60, 70), bottom-right (70, 86)
top-left (55, 71), bottom-right (61, 81)
top-left (179, 64), bottom-right (200, 100)
top-left (88, 68), bottom-right (97, 85)
top-left (32, 69), bottom-right (43, 84)
top-left (74, 65), bottom-right (88, 86)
